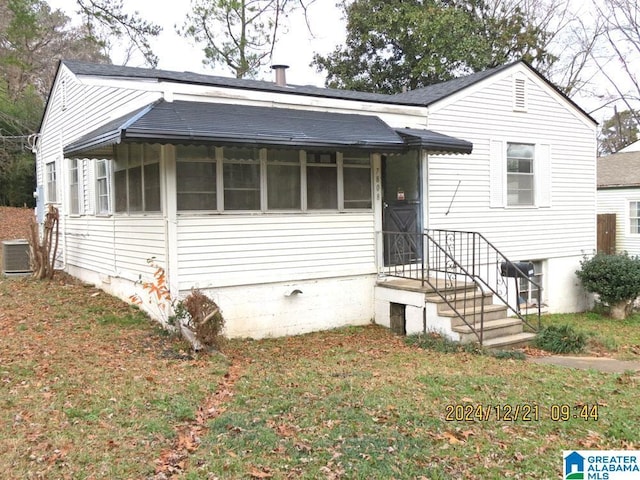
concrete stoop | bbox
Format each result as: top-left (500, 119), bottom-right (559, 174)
top-left (375, 277), bottom-right (536, 349)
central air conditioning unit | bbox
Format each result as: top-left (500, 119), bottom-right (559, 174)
top-left (2, 239), bottom-right (32, 276)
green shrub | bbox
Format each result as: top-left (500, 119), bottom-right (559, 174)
top-left (534, 324), bottom-right (586, 354)
top-left (576, 252), bottom-right (640, 306)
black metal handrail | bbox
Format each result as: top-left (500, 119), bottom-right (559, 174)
top-left (426, 229), bottom-right (541, 333)
top-left (381, 229), bottom-right (542, 344)
top-left (382, 230), bottom-right (488, 343)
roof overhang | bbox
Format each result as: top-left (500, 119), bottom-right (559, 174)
top-left (64, 100), bottom-right (473, 157)
top-left (395, 127), bottom-right (473, 154)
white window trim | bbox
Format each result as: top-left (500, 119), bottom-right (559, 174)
top-left (68, 158), bottom-right (82, 216)
top-left (95, 159), bottom-right (112, 216)
top-left (628, 200), bottom-right (640, 235)
top-left (490, 140), bottom-right (551, 209)
top-left (46, 161), bottom-right (57, 203)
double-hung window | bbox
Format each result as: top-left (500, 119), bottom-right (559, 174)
top-left (630, 201), bottom-right (640, 234)
top-left (69, 159), bottom-right (80, 214)
top-left (46, 162), bottom-right (57, 203)
top-left (96, 159), bottom-right (110, 214)
top-left (506, 143), bottom-right (535, 206)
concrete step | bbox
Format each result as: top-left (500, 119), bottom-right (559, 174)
top-left (439, 304), bottom-right (508, 326)
top-left (483, 332), bottom-right (537, 350)
top-left (377, 277), bottom-right (476, 295)
top-left (454, 318), bottom-right (524, 343)
top-left (426, 291), bottom-right (494, 312)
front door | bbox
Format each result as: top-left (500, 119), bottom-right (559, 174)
top-left (382, 151), bottom-right (422, 266)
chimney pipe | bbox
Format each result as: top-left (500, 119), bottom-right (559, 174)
top-left (271, 64), bottom-right (289, 87)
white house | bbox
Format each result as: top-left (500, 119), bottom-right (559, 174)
top-left (597, 141), bottom-right (640, 255)
top-left (35, 60), bottom-right (597, 346)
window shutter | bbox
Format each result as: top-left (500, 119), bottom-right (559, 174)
top-left (536, 144), bottom-right (551, 207)
top-left (490, 140), bottom-right (505, 208)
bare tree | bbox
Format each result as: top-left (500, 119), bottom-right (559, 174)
top-left (590, 0), bottom-right (640, 124)
top-left (75, 0), bottom-right (162, 67)
top-left (180, 0), bottom-right (313, 79)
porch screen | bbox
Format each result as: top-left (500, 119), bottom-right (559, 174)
top-left (223, 147), bottom-right (260, 210)
top-left (307, 152), bottom-right (337, 210)
top-left (267, 149), bottom-right (301, 210)
top-left (177, 145), bottom-right (217, 210)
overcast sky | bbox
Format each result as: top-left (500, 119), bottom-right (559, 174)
top-left (46, 0), bottom-right (345, 86)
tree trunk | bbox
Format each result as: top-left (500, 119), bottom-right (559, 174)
top-left (610, 301), bottom-right (628, 320)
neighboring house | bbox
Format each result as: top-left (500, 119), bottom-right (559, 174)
top-left (597, 140), bottom-right (640, 255)
top-left (35, 59), bottom-right (597, 344)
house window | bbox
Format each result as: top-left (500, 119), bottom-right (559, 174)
top-left (114, 144), bottom-right (161, 213)
top-left (343, 151), bottom-right (372, 209)
top-left (518, 260), bottom-right (543, 306)
top-left (307, 151), bottom-right (337, 209)
top-left (69, 159), bottom-right (80, 214)
top-left (46, 161), bottom-right (57, 203)
top-left (223, 147), bottom-right (260, 211)
top-left (630, 201), bottom-right (640, 234)
top-left (507, 143), bottom-right (534, 206)
top-left (177, 145), bottom-right (217, 211)
top-left (267, 149), bottom-right (300, 210)
top-left (96, 159), bottom-right (110, 214)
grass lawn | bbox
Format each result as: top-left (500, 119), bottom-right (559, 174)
top-left (1, 275), bottom-right (639, 479)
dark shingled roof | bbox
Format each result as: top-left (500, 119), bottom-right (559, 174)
top-left (598, 151), bottom-right (640, 188)
top-left (60, 60), bottom-right (595, 123)
top-left (64, 100), bottom-right (473, 155)
top-left (61, 60), bottom-right (408, 106)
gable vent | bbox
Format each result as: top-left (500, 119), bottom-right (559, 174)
top-left (2, 240), bottom-right (32, 275)
top-left (514, 76), bottom-right (527, 111)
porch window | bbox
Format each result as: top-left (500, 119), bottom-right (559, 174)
top-left (96, 159), bottom-right (110, 214)
top-left (69, 159), bottom-right (80, 214)
top-left (307, 151), bottom-right (337, 210)
top-left (343, 151), bottom-right (372, 209)
top-left (507, 143), bottom-right (534, 206)
top-left (177, 145), bottom-right (217, 210)
top-left (267, 149), bottom-right (300, 210)
top-left (114, 144), bottom-right (161, 213)
top-left (630, 201), bottom-right (640, 234)
top-left (46, 161), bottom-right (57, 203)
top-left (223, 147), bottom-right (260, 211)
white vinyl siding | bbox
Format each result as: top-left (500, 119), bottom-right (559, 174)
top-left (176, 214), bottom-right (376, 289)
top-left (427, 66), bottom-right (596, 261)
top-left (65, 216), bottom-right (165, 279)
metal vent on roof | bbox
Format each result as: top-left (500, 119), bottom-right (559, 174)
top-left (514, 76), bottom-right (527, 111)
